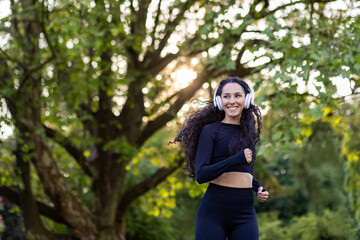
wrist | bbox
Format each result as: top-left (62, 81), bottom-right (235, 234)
top-left (239, 150), bottom-right (248, 164)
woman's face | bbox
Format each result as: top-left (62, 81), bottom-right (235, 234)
top-left (221, 83), bottom-right (246, 119)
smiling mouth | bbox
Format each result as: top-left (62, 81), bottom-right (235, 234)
top-left (227, 106), bottom-right (239, 109)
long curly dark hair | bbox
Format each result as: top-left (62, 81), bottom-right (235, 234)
top-left (173, 77), bottom-right (262, 180)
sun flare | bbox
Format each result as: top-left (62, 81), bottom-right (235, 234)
top-left (171, 68), bottom-right (197, 90)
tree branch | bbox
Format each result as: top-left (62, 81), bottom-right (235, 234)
top-left (183, 35), bottom-right (220, 57)
top-left (136, 69), bottom-right (214, 146)
top-left (117, 157), bottom-right (184, 215)
top-left (147, 53), bottom-right (180, 76)
top-left (235, 39), bottom-right (271, 69)
top-left (127, 0), bottom-right (152, 63)
top-left (0, 47), bottom-right (27, 70)
top-left (135, 0), bottom-right (152, 35)
top-left (10, 0), bottom-right (25, 50)
top-left (149, 0), bottom-right (163, 48)
top-left (129, 0), bottom-right (136, 33)
top-left (0, 186), bottom-right (68, 225)
top-left (118, 77), bottom-right (146, 144)
top-left (0, 55), bottom-right (11, 91)
top-left (153, 0), bottom-right (196, 57)
top-left (218, 57), bottom-right (281, 79)
top-left (147, 15), bottom-right (205, 70)
top-left (40, 1), bottom-right (57, 58)
top-left (145, 34), bottom-right (215, 77)
top-left (26, 56), bottom-right (55, 76)
top-left (43, 125), bottom-right (93, 177)
top-left (255, 0), bottom-right (336, 20)
top-left (97, 48), bottom-right (115, 119)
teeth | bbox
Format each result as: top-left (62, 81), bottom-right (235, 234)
top-left (229, 107), bottom-right (238, 109)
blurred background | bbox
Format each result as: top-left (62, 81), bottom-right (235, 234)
top-left (0, 0), bottom-right (359, 239)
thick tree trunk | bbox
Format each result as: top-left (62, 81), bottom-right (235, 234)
top-left (29, 132), bottom-right (98, 239)
top-left (15, 145), bottom-right (54, 240)
top-left (98, 222), bottom-right (126, 240)
top-left (5, 80), bottom-right (99, 239)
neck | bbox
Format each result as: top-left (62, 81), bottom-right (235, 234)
top-left (222, 115), bottom-right (241, 125)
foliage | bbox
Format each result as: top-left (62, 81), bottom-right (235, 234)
top-left (259, 207), bottom-right (357, 240)
top-left (125, 200), bottom-right (177, 240)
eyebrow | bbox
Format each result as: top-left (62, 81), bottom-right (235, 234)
top-left (222, 91), bottom-right (244, 94)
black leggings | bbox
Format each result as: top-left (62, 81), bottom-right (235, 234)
top-left (195, 183), bottom-right (259, 240)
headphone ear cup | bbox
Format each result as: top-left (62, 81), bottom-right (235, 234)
top-left (213, 86), bottom-right (220, 110)
top-left (243, 81), bottom-right (255, 109)
top-left (244, 94), bottom-right (250, 109)
top-left (215, 96), bottom-right (223, 110)
top-left (213, 98), bottom-right (218, 108)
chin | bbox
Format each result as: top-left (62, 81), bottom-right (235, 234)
top-left (226, 112), bottom-right (241, 118)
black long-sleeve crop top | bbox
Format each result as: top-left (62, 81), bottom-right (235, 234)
top-left (195, 121), bottom-right (264, 192)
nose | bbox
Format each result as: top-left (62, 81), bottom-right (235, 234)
top-left (229, 97), bottom-right (235, 104)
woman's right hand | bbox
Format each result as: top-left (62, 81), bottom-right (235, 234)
top-left (244, 148), bottom-right (252, 163)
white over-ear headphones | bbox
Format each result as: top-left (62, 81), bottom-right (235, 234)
top-left (213, 86), bottom-right (223, 111)
top-left (213, 81), bottom-right (254, 111)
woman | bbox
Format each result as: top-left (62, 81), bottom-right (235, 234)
top-left (173, 77), bottom-right (269, 240)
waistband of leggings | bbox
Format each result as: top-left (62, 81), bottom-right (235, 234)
top-left (201, 183), bottom-right (254, 209)
top-left (208, 183), bottom-right (253, 193)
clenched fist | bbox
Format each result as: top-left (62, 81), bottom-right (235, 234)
top-left (244, 148), bottom-right (252, 163)
top-left (257, 187), bottom-right (269, 202)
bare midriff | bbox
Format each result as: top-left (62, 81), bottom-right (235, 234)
top-left (211, 172), bottom-right (253, 188)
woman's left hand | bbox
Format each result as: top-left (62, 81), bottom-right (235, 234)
top-left (257, 187), bottom-right (269, 202)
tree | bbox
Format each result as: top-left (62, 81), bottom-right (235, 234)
top-left (0, 0), bottom-right (358, 239)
